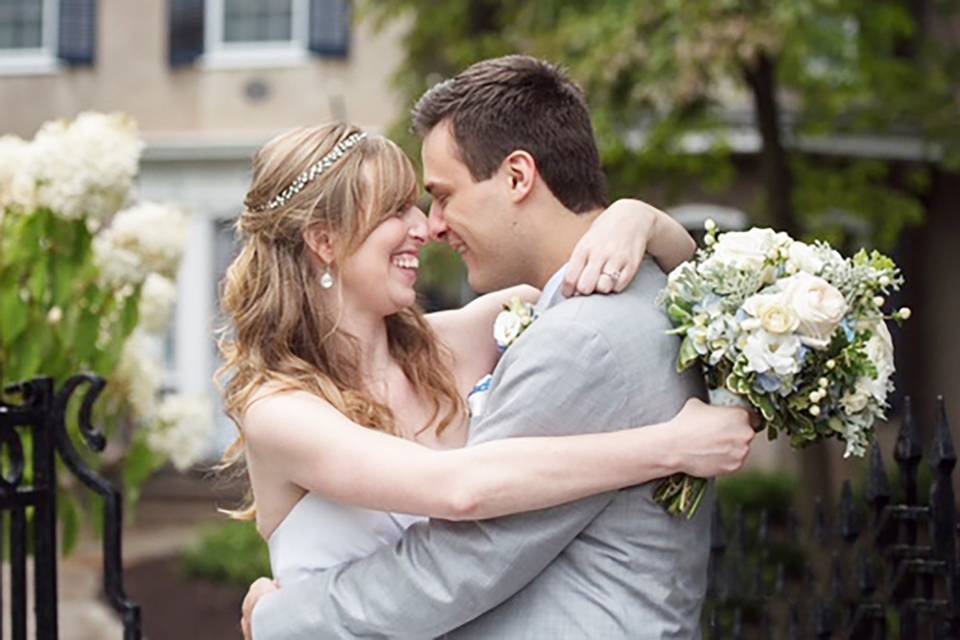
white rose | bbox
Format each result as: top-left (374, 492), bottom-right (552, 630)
top-left (781, 272), bottom-right (847, 349)
top-left (840, 381), bottom-right (872, 415)
top-left (786, 242), bottom-right (825, 274)
top-left (742, 292), bottom-right (800, 335)
top-left (708, 228), bottom-right (781, 270)
top-left (861, 320), bottom-right (895, 402)
top-left (742, 331), bottom-right (803, 377)
top-left (494, 311), bottom-right (523, 349)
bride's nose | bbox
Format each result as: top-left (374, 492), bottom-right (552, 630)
top-left (409, 207), bottom-right (428, 245)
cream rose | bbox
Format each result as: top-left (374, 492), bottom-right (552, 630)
top-left (493, 311), bottom-right (523, 349)
top-left (742, 291), bottom-right (800, 335)
top-left (781, 272), bottom-right (847, 348)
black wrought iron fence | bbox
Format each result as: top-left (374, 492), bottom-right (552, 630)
top-left (0, 375), bottom-right (140, 640)
top-left (703, 396), bottom-right (959, 639)
top-left (2, 373), bottom-right (957, 640)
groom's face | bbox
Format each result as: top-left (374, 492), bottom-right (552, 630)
top-left (422, 121), bottom-right (517, 293)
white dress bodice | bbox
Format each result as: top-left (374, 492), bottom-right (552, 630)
top-left (267, 493), bottom-right (426, 586)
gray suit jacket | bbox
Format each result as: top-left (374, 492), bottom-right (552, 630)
top-left (252, 260), bottom-right (712, 639)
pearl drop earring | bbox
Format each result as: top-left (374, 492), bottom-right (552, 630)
top-left (321, 265), bottom-right (334, 289)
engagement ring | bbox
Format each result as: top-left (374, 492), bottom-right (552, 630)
top-left (601, 270), bottom-right (621, 282)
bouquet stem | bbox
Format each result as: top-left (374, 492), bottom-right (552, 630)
top-left (653, 474), bottom-right (708, 519)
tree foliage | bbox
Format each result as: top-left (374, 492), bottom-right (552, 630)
top-left (364, 0), bottom-right (958, 250)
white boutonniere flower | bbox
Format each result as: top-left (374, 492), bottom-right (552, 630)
top-left (494, 297), bottom-right (538, 351)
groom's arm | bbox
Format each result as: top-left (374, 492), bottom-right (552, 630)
top-left (251, 320), bottom-right (632, 640)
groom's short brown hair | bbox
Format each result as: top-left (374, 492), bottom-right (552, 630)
top-left (412, 55), bottom-right (608, 214)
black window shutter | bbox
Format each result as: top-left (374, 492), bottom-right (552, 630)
top-left (58, 0), bottom-right (96, 66)
top-left (169, 0), bottom-right (205, 67)
top-left (308, 0), bottom-right (351, 57)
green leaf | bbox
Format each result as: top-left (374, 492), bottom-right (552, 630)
top-left (119, 291), bottom-right (141, 339)
top-left (73, 307), bottom-right (100, 364)
top-left (0, 284), bottom-right (27, 345)
top-left (123, 435), bottom-right (165, 509)
top-left (59, 494), bottom-right (81, 555)
top-left (677, 336), bottom-right (700, 371)
top-left (667, 303), bottom-right (693, 325)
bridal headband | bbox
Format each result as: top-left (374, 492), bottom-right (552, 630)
top-left (254, 131), bottom-right (368, 211)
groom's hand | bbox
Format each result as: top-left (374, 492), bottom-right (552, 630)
top-left (241, 577), bottom-right (279, 640)
top-left (671, 398), bottom-right (758, 477)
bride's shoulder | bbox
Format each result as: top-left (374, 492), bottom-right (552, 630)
top-left (242, 384), bottom-right (337, 440)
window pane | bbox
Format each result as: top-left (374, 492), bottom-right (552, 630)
top-left (0, 0), bottom-right (44, 49)
top-left (223, 0), bottom-right (292, 43)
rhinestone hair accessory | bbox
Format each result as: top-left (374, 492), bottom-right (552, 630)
top-left (255, 131), bottom-right (368, 211)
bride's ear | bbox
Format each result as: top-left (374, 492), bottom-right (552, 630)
top-left (303, 225), bottom-right (338, 263)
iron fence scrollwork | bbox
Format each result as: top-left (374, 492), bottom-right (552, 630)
top-left (0, 375), bottom-right (140, 640)
top-left (704, 396), bottom-right (959, 639)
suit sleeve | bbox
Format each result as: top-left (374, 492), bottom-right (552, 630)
top-left (252, 320), bottom-right (630, 640)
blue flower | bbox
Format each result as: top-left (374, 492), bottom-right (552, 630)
top-left (755, 373), bottom-right (783, 393)
top-left (841, 319), bottom-right (856, 343)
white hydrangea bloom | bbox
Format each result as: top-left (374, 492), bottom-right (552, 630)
top-left (148, 393), bottom-right (214, 471)
top-left (93, 235), bottom-right (149, 288)
top-left (105, 202), bottom-right (187, 278)
top-left (31, 112), bottom-right (143, 223)
top-left (0, 135), bottom-right (39, 211)
top-left (113, 332), bottom-right (163, 421)
top-left (138, 273), bottom-right (178, 334)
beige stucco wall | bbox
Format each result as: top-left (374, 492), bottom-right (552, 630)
top-left (0, 0), bottom-right (407, 140)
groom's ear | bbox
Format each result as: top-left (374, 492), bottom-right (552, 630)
top-left (502, 150), bottom-right (536, 203)
top-left (303, 225), bottom-right (338, 264)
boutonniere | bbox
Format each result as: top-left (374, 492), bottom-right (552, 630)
top-left (494, 297), bottom-right (539, 351)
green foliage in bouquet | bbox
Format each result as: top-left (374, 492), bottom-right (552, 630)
top-left (0, 113), bottom-right (211, 551)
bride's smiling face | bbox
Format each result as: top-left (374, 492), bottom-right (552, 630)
top-left (338, 204), bottom-right (428, 317)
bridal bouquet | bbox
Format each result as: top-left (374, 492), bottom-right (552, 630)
top-left (654, 222), bottom-right (909, 518)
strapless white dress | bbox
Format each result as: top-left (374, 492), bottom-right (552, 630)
top-left (267, 492), bottom-right (427, 586)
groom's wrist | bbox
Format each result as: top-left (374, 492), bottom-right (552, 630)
top-left (655, 419), bottom-right (685, 475)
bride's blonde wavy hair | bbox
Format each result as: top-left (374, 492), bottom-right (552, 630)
top-left (216, 122), bottom-right (465, 520)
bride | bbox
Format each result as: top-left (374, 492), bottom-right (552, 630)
top-left (217, 123), bottom-right (753, 592)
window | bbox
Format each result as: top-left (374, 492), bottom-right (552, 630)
top-left (203, 0), bottom-right (309, 68)
top-left (0, 0), bottom-right (59, 74)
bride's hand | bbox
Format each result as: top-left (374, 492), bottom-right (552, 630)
top-left (242, 577), bottom-right (279, 640)
top-left (562, 199), bottom-right (695, 297)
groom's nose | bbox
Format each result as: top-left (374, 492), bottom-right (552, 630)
top-left (428, 202), bottom-right (448, 242)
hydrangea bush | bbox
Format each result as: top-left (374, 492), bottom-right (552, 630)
top-left (0, 113), bottom-right (212, 545)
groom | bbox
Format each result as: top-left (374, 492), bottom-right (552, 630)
top-left (245, 55), bottom-right (749, 639)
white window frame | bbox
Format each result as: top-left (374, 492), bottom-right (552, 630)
top-left (202, 0), bottom-right (309, 70)
top-left (0, 0), bottom-right (61, 76)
